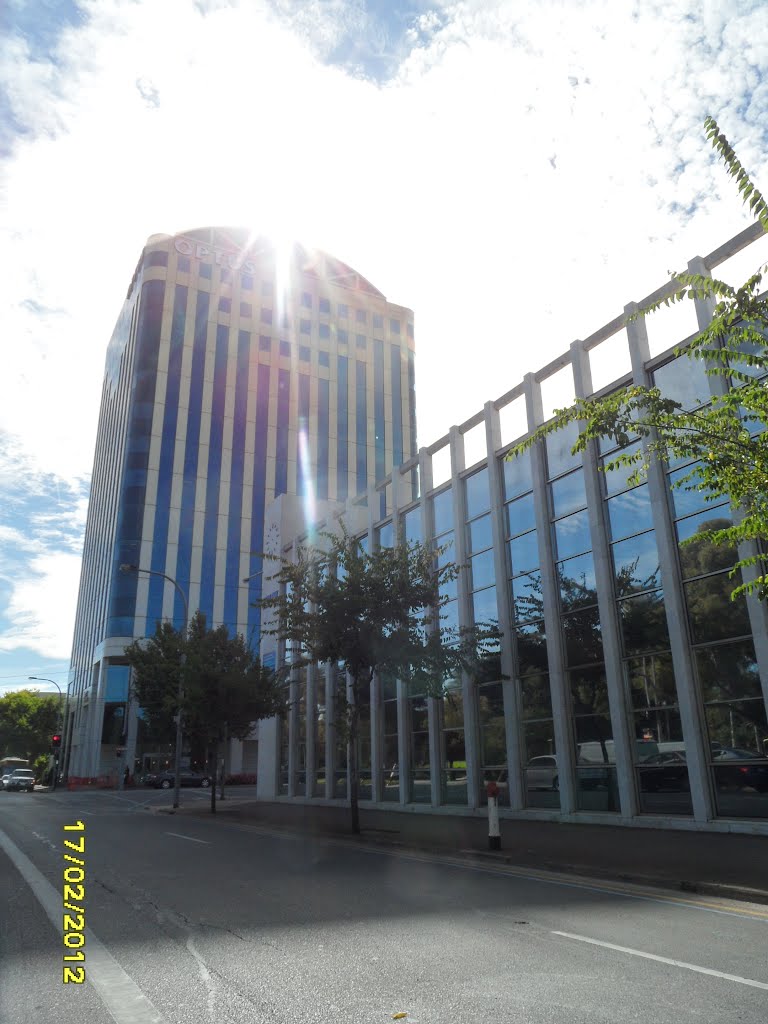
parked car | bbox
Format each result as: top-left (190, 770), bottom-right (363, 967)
top-left (4, 768), bottom-right (36, 792)
top-left (147, 769), bottom-right (211, 789)
top-left (0, 773), bottom-right (14, 791)
top-left (711, 747), bottom-right (768, 793)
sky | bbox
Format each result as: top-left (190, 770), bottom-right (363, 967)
top-left (1, 0), bottom-right (768, 696)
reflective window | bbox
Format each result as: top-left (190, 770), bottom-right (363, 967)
top-left (685, 571), bottom-right (751, 644)
top-left (653, 355), bottom-right (710, 410)
top-left (554, 509), bottom-right (591, 560)
top-left (373, 314), bottom-right (384, 329)
top-left (558, 552), bottom-right (597, 610)
top-left (338, 303), bottom-right (348, 318)
top-left (511, 571), bottom-right (542, 623)
top-left (218, 297), bottom-right (231, 314)
top-left (377, 521), bottom-right (394, 549)
top-left (280, 341), bottom-right (291, 357)
top-left (668, 463), bottom-right (728, 519)
top-left (240, 302), bottom-right (252, 318)
top-left (473, 586), bottom-right (498, 624)
top-left (356, 309), bottom-right (366, 323)
top-left (612, 532), bottom-right (662, 595)
top-left (300, 319), bottom-right (311, 335)
top-left (301, 292), bottom-right (312, 308)
top-left (432, 488), bottom-right (453, 537)
top-left (356, 334), bottom-right (367, 349)
top-left (403, 506), bottom-right (422, 545)
top-left (509, 530), bottom-right (539, 576)
top-left (319, 323), bottom-right (330, 340)
top-left (390, 318), bottom-right (401, 334)
top-left (696, 639), bottom-right (763, 704)
top-left (619, 589), bottom-right (669, 655)
top-left (606, 486), bottom-right (654, 540)
top-left (319, 297), bottom-right (331, 314)
top-left (319, 351), bottom-right (330, 368)
top-left (199, 263), bottom-right (212, 279)
top-left (177, 255), bottom-right (190, 273)
top-left (259, 336), bottom-right (271, 352)
top-left (465, 467), bottom-right (490, 519)
top-left (602, 440), bottom-right (646, 495)
top-left (241, 273), bottom-right (253, 290)
top-left (505, 492), bottom-right (536, 538)
top-left (551, 468), bottom-right (586, 518)
top-left (676, 509), bottom-right (736, 578)
top-left (468, 514), bottom-right (493, 553)
top-left (470, 549), bottom-right (496, 591)
top-left (502, 451), bottom-right (532, 501)
top-left (299, 345), bottom-right (310, 362)
top-left (546, 419), bottom-right (581, 478)
top-left (515, 621), bottom-right (548, 675)
top-left (562, 607), bottom-right (603, 667)
top-left (260, 307), bottom-right (273, 325)
top-left (338, 329), bottom-right (348, 344)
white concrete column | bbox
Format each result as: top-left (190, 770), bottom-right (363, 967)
top-left (524, 373), bottom-right (577, 814)
top-left (449, 425), bottom-right (480, 809)
top-left (626, 301), bottom-right (713, 821)
top-left (367, 484), bottom-right (382, 803)
top-left (485, 401), bottom-right (525, 809)
top-left (418, 446), bottom-right (442, 807)
top-left (570, 340), bottom-right (638, 817)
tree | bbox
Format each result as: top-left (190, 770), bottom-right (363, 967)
top-left (507, 117), bottom-right (768, 602)
top-left (124, 611), bottom-right (287, 811)
top-left (0, 690), bottom-right (59, 763)
top-left (256, 526), bottom-right (501, 833)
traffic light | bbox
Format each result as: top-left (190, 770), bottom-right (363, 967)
top-left (51, 734), bottom-right (62, 752)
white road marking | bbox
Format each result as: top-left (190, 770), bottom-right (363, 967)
top-left (552, 930), bottom-right (768, 991)
top-left (165, 832), bottom-right (209, 844)
top-left (0, 826), bottom-right (166, 1024)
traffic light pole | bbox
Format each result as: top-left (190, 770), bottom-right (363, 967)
top-left (30, 677), bottom-right (64, 791)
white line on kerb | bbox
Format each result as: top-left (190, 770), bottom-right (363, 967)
top-left (0, 826), bottom-right (166, 1023)
top-left (552, 930), bottom-right (768, 991)
top-left (165, 832), bottom-right (209, 844)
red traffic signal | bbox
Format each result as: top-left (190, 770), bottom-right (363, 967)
top-left (51, 734), bottom-right (62, 750)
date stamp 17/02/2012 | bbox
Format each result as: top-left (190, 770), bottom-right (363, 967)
top-left (62, 821), bottom-right (86, 984)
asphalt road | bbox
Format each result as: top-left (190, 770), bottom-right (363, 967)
top-left (1, 787), bottom-right (767, 1024)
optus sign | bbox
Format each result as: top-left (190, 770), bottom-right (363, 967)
top-left (174, 238), bottom-right (257, 275)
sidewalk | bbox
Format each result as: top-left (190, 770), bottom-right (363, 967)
top-left (176, 797), bottom-right (768, 905)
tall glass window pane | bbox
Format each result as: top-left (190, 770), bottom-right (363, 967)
top-left (502, 451), bottom-right (531, 501)
top-left (550, 469), bottom-right (586, 518)
top-left (465, 467), bottom-right (490, 519)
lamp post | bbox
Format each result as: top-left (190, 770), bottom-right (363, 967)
top-left (120, 564), bottom-right (188, 811)
top-left (29, 676), bottom-right (64, 791)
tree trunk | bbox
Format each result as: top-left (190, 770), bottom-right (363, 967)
top-left (209, 745), bottom-right (217, 814)
top-left (348, 702), bottom-right (360, 835)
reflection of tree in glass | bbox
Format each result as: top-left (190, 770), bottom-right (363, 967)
top-left (678, 516), bottom-right (735, 578)
top-left (478, 684), bottom-right (506, 764)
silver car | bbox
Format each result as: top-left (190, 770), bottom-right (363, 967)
top-left (4, 769), bottom-right (35, 792)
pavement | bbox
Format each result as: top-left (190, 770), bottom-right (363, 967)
top-left (160, 793), bottom-right (768, 905)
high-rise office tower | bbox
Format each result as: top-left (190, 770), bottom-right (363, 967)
top-left (66, 227), bottom-right (416, 778)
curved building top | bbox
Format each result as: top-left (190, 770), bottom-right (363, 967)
top-left (136, 226), bottom-right (391, 303)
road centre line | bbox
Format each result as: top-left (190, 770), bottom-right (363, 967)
top-left (552, 930), bottom-right (768, 990)
top-left (165, 832), bottom-right (210, 844)
top-left (0, 826), bottom-right (166, 1024)
top-left (185, 817), bottom-right (768, 921)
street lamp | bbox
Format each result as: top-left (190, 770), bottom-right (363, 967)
top-left (120, 564), bottom-right (188, 811)
top-left (29, 676), bottom-right (65, 791)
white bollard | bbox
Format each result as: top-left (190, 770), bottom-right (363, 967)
top-left (487, 783), bottom-right (501, 851)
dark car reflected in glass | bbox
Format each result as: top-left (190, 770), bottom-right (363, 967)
top-left (638, 751), bottom-right (690, 792)
top-left (712, 747), bottom-right (768, 793)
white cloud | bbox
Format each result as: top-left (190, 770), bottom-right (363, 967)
top-left (1, 0), bottom-right (768, 659)
top-left (0, 550), bottom-right (81, 659)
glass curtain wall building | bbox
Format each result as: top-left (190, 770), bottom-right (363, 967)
top-left (263, 225), bottom-right (768, 831)
top-left (66, 228), bottom-right (416, 780)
